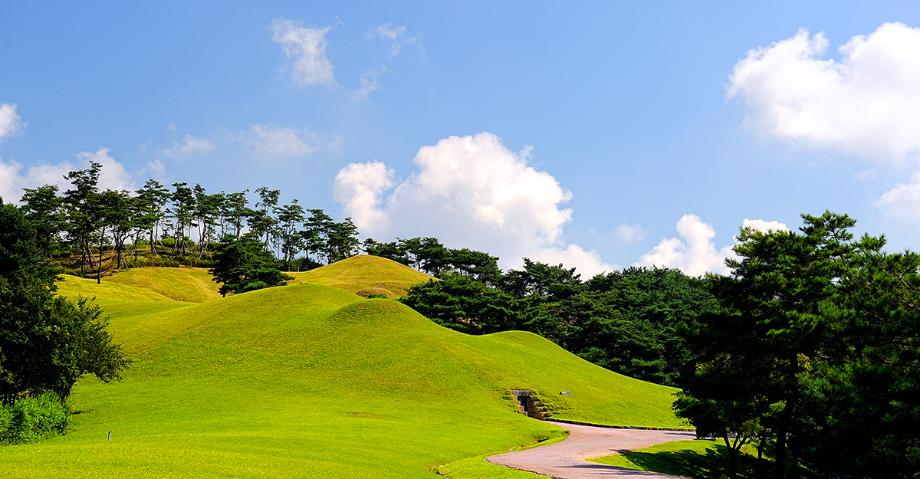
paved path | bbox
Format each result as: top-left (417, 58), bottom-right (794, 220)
top-left (488, 421), bottom-right (696, 479)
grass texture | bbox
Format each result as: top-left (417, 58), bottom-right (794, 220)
top-left (1, 256), bottom-right (685, 478)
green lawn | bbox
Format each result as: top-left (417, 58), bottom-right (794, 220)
top-left (590, 439), bottom-right (764, 479)
top-left (1, 256), bottom-right (686, 478)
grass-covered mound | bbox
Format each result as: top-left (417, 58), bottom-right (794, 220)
top-left (0, 257), bottom-right (685, 478)
top-left (286, 255), bottom-right (431, 298)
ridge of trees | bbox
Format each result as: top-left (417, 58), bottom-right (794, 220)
top-left (13, 162), bottom-right (365, 283)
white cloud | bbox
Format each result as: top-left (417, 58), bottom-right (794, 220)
top-left (742, 218), bottom-right (789, 233)
top-left (161, 134), bottom-right (215, 160)
top-left (728, 22), bottom-right (920, 161)
top-left (0, 148), bottom-right (136, 203)
top-left (369, 23), bottom-right (422, 58)
top-left (639, 215), bottom-right (790, 276)
top-left (333, 132), bottom-right (612, 276)
top-left (613, 223), bottom-right (647, 244)
top-left (334, 161), bottom-right (395, 232)
top-left (270, 18), bottom-right (335, 87)
top-left (143, 159), bottom-right (166, 178)
top-left (639, 214), bottom-right (734, 276)
top-left (351, 68), bottom-right (384, 101)
top-left (75, 148), bottom-right (136, 191)
top-left (876, 170), bottom-right (920, 222)
top-left (0, 159), bottom-right (24, 203)
top-left (238, 125), bottom-right (340, 160)
top-left (0, 104), bottom-right (24, 141)
top-left (530, 245), bottom-right (616, 278)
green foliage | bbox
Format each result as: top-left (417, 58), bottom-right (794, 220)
top-left (403, 258), bottom-right (716, 385)
top-left (209, 234), bottom-right (291, 296)
top-left (363, 237), bottom-right (501, 282)
top-left (401, 274), bottom-right (520, 333)
top-left (676, 211), bottom-right (920, 479)
top-left (0, 392), bottom-right (69, 444)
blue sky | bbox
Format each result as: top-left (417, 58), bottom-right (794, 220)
top-left (2, 1), bottom-right (919, 275)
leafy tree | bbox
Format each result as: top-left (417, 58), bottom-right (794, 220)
top-left (248, 187), bottom-right (280, 248)
top-left (675, 212), bottom-right (920, 479)
top-left (101, 189), bottom-right (134, 270)
top-left (220, 191), bottom-right (250, 239)
top-left (169, 182), bottom-right (195, 258)
top-left (326, 218), bottom-right (360, 263)
top-left (444, 248), bottom-right (502, 284)
top-left (135, 179), bottom-right (169, 256)
top-left (303, 208), bottom-right (335, 264)
top-left (362, 238), bottom-right (411, 265)
top-left (501, 259), bottom-right (582, 300)
top-left (276, 200), bottom-right (305, 268)
top-left (0, 201), bottom-right (128, 403)
top-left (19, 185), bottom-right (65, 255)
top-left (401, 274), bottom-right (520, 334)
top-left (192, 184), bottom-right (221, 259)
top-left (209, 234), bottom-right (291, 296)
top-left (63, 162), bottom-right (103, 279)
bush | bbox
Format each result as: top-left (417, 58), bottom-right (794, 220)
top-left (0, 392), bottom-right (69, 444)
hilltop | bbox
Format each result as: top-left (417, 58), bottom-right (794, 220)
top-left (1, 256), bottom-right (684, 478)
top-left (286, 254), bottom-right (433, 298)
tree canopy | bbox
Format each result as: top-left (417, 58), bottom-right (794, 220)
top-left (0, 200), bottom-right (128, 403)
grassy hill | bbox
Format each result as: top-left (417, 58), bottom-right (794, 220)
top-left (286, 254), bottom-right (432, 298)
top-left (0, 256), bottom-right (685, 478)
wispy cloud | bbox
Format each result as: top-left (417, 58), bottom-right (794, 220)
top-left (161, 134), bottom-right (215, 160)
top-left (237, 125), bottom-right (342, 160)
top-left (351, 68), bottom-right (384, 101)
top-left (270, 18), bottom-right (335, 87)
top-left (368, 23), bottom-right (423, 58)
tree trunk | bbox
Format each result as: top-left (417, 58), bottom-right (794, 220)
top-left (97, 232), bottom-right (104, 284)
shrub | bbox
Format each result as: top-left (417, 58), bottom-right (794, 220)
top-left (0, 392), bottom-right (69, 444)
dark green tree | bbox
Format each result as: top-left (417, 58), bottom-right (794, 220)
top-left (63, 162), bottom-right (103, 279)
top-left (135, 179), bottom-right (169, 256)
top-left (276, 200), bottom-right (305, 268)
top-left (169, 182), bottom-right (195, 258)
top-left (0, 201), bottom-right (128, 402)
top-left (209, 234), bottom-right (291, 296)
top-left (401, 274), bottom-right (520, 334)
top-left (19, 185), bottom-right (65, 255)
top-left (220, 191), bottom-right (250, 239)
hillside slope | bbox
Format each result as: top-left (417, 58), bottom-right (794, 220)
top-left (1, 260), bottom-right (684, 478)
top-left (287, 255), bottom-right (431, 298)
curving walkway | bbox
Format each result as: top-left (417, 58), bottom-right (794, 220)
top-left (488, 421), bottom-right (696, 479)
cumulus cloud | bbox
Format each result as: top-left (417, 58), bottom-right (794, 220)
top-left (161, 134), bottom-right (215, 160)
top-left (0, 148), bottom-right (136, 203)
top-left (728, 22), bottom-right (920, 161)
top-left (876, 171), bottom-right (920, 222)
top-left (333, 132), bottom-right (613, 276)
top-left (369, 23), bottom-right (423, 58)
top-left (639, 214), bottom-right (734, 276)
top-left (334, 161), bottom-right (395, 232)
top-left (742, 218), bottom-right (789, 233)
top-left (270, 18), bottom-right (335, 87)
top-left (238, 125), bottom-right (340, 160)
top-left (0, 104), bottom-right (24, 141)
top-left (639, 215), bottom-right (789, 276)
top-left (613, 223), bottom-right (647, 244)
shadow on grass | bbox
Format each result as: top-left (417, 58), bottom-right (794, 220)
top-left (620, 445), bottom-right (764, 479)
